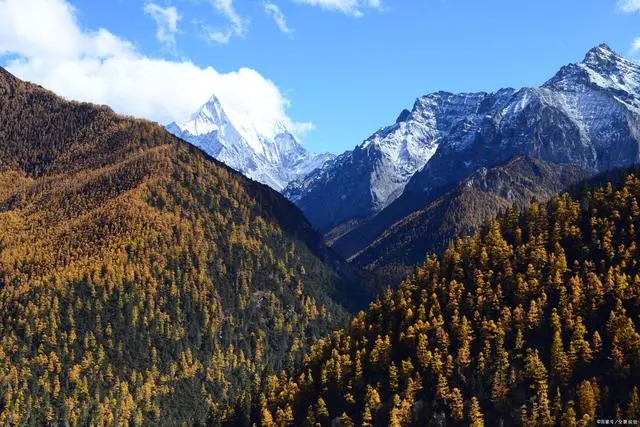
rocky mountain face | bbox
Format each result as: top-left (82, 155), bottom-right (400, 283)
top-left (167, 95), bottom-right (333, 191)
top-left (283, 92), bottom-right (490, 232)
top-left (350, 157), bottom-right (589, 268)
top-left (308, 44), bottom-right (640, 264)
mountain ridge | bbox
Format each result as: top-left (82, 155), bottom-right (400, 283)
top-left (350, 156), bottom-right (590, 269)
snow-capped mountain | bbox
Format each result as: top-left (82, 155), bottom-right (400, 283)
top-left (283, 91), bottom-right (495, 232)
top-left (287, 44), bottom-right (640, 260)
top-left (166, 95), bottom-right (334, 191)
top-left (399, 43), bottom-right (640, 203)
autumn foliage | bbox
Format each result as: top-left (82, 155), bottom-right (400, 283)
top-left (262, 172), bottom-right (640, 426)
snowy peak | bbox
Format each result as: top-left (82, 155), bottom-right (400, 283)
top-left (582, 43), bottom-right (640, 89)
top-left (583, 43), bottom-right (619, 66)
top-left (178, 95), bottom-right (229, 136)
top-left (400, 43), bottom-right (640, 215)
top-left (167, 95), bottom-right (334, 191)
top-left (545, 44), bottom-right (640, 96)
top-left (582, 43), bottom-right (631, 68)
top-left (201, 94), bottom-right (226, 118)
top-left (325, 44), bottom-right (640, 261)
top-left (283, 91), bottom-right (494, 230)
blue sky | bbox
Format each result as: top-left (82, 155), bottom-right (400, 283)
top-left (2, 0), bottom-right (640, 154)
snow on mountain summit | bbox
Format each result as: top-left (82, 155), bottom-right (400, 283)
top-left (178, 95), bottom-right (229, 136)
top-left (282, 90), bottom-right (498, 232)
top-left (166, 96), bottom-right (334, 191)
top-left (336, 43), bottom-right (640, 260)
top-left (544, 44), bottom-right (640, 97)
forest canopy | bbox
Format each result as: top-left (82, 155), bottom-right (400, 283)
top-left (261, 169), bottom-right (640, 426)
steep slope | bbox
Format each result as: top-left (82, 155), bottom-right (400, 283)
top-left (352, 157), bottom-right (589, 269)
top-left (167, 95), bottom-right (334, 191)
top-left (332, 44), bottom-right (640, 260)
top-left (261, 169), bottom-right (640, 426)
top-left (0, 68), bottom-right (362, 425)
top-left (284, 92), bottom-right (493, 232)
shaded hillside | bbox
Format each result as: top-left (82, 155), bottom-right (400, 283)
top-left (0, 68), bottom-right (363, 425)
top-left (352, 157), bottom-right (588, 269)
top-left (261, 169), bottom-right (640, 426)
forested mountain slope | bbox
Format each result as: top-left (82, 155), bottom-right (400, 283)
top-left (261, 168), bottom-right (640, 426)
top-left (0, 67), bottom-right (362, 425)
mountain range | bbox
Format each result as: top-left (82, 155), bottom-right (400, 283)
top-left (284, 44), bottom-right (640, 268)
top-left (166, 95), bottom-right (334, 191)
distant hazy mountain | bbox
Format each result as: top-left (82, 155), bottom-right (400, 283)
top-left (290, 44), bottom-right (640, 266)
top-left (166, 95), bottom-right (334, 191)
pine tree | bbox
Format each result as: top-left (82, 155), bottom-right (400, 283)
top-left (389, 362), bottom-right (399, 393)
top-left (553, 387), bottom-right (563, 422)
top-left (389, 394), bottom-right (403, 427)
top-left (304, 406), bottom-right (316, 427)
top-left (560, 401), bottom-right (577, 427)
top-left (469, 397), bottom-right (484, 427)
top-left (550, 310), bottom-right (570, 382)
top-left (417, 334), bottom-right (429, 368)
top-left (316, 397), bottom-right (329, 420)
top-left (577, 380), bottom-right (597, 422)
top-left (261, 404), bottom-right (275, 426)
top-left (339, 412), bottom-right (355, 427)
top-left (627, 386), bottom-right (640, 419)
top-left (449, 388), bottom-right (464, 421)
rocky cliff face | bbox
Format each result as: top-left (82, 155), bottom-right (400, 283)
top-left (283, 91), bottom-right (494, 232)
top-left (350, 157), bottom-right (589, 268)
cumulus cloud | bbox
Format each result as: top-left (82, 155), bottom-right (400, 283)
top-left (0, 0), bottom-right (312, 137)
top-left (619, 0), bottom-right (640, 13)
top-left (144, 3), bottom-right (181, 50)
top-left (264, 2), bottom-right (294, 34)
top-left (293, 0), bottom-right (381, 17)
top-left (205, 0), bottom-right (249, 44)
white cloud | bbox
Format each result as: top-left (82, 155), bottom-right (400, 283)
top-left (631, 37), bottom-right (640, 55)
top-left (293, 0), bottom-right (381, 17)
top-left (264, 2), bottom-right (294, 34)
top-left (144, 3), bottom-right (181, 50)
top-left (618, 1), bottom-right (640, 56)
top-left (200, 25), bottom-right (234, 45)
top-left (205, 0), bottom-right (249, 44)
top-left (619, 0), bottom-right (640, 12)
top-left (0, 0), bottom-right (312, 137)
